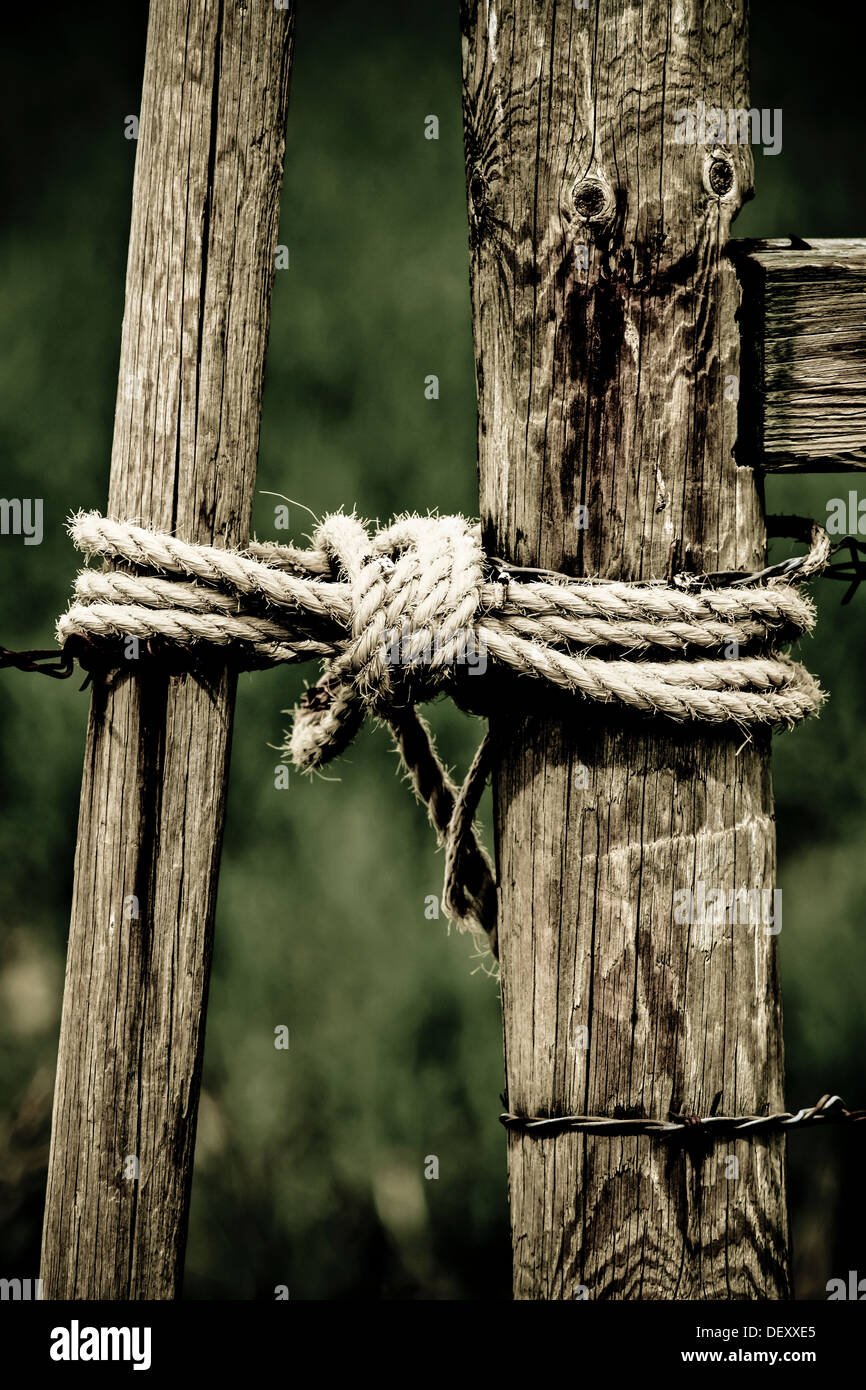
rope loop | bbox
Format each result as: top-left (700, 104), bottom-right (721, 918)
top-left (56, 508), bottom-right (830, 958)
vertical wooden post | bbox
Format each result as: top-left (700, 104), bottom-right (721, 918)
top-left (41, 0), bottom-right (295, 1299)
top-left (462, 1), bottom-right (790, 1297)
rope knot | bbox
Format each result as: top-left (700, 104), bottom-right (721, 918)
top-left (56, 507), bottom-right (832, 959)
top-left (291, 512), bottom-right (486, 770)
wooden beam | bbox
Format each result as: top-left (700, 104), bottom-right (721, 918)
top-left (733, 237), bottom-right (866, 471)
top-left (462, 1), bottom-right (790, 1298)
top-left (40, 0), bottom-right (295, 1299)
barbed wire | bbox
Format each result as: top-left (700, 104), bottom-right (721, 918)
top-left (0, 645), bottom-right (76, 679)
top-left (500, 1093), bottom-right (865, 1138)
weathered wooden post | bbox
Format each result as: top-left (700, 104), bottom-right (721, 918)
top-left (40, 0), bottom-right (295, 1298)
top-left (462, 0), bottom-right (790, 1297)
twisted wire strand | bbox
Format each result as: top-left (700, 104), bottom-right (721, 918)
top-left (500, 1093), bottom-right (865, 1139)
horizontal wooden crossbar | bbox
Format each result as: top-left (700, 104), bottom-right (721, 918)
top-left (733, 237), bottom-right (866, 472)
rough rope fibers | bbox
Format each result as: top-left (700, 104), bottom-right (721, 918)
top-left (57, 510), bottom-right (827, 957)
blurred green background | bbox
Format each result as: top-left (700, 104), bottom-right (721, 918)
top-left (0, 2), bottom-right (863, 1300)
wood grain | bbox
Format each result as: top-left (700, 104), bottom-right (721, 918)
top-left (734, 237), bottom-right (866, 471)
top-left (462, 0), bottom-right (790, 1298)
top-left (40, 0), bottom-right (295, 1299)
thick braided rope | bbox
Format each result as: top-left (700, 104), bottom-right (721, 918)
top-left (58, 510), bottom-right (826, 953)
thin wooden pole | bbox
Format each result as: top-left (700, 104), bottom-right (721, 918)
top-left (41, 0), bottom-right (295, 1299)
top-left (462, 1), bottom-right (790, 1298)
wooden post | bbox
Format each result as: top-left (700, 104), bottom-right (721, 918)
top-left (462, 1), bottom-right (791, 1297)
top-left (41, 0), bottom-right (295, 1299)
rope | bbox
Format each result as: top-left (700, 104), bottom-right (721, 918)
top-left (56, 509), bottom-right (829, 956)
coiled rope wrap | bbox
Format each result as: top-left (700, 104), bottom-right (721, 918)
top-left (58, 510), bottom-right (827, 957)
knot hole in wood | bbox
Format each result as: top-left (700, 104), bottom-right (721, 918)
top-left (703, 147), bottom-right (737, 200)
top-left (571, 175), bottom-right (616, 232)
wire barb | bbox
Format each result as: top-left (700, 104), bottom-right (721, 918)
top-left (499, 1094), bottom-right (866, 1139)
top-left (0, 646), bottom-right (76, 679)
top-left (823, 537), bottom-right (866, 605)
